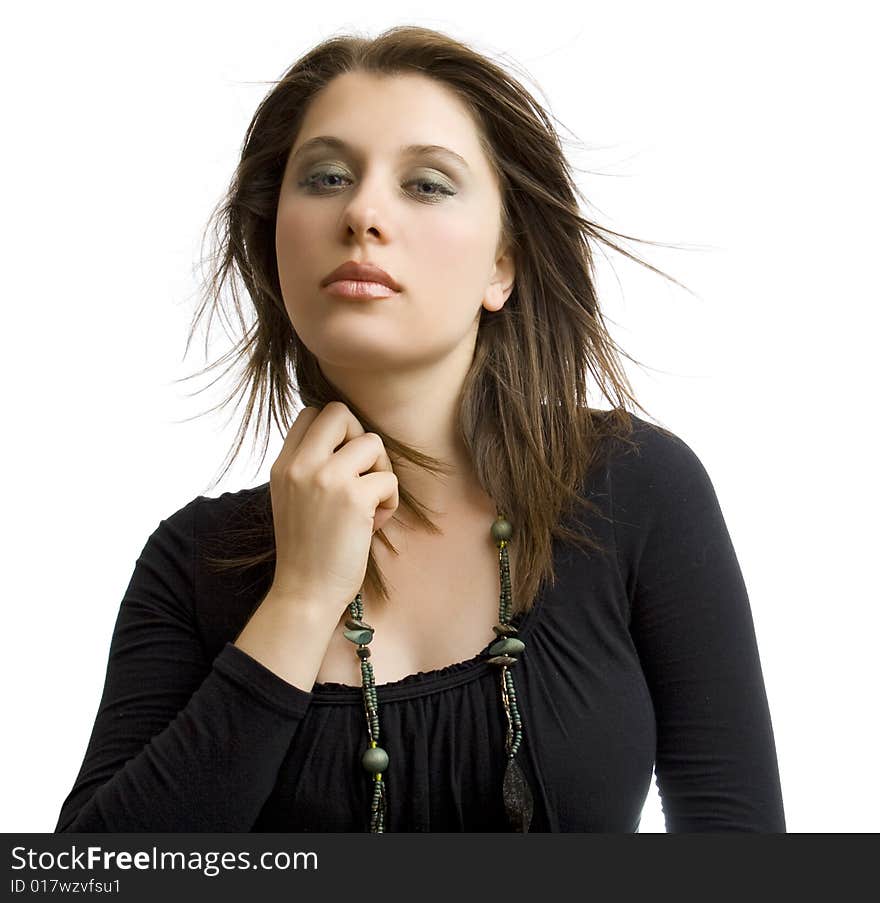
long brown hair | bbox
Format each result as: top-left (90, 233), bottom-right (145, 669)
top-left (177, 25), bottom-right (691, 619)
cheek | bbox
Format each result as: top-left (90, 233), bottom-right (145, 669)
top-left (412, 210), bottom-right (495, 295)
top-left (275, 204), bottom-right (319, 273)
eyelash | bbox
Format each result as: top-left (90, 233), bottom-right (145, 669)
top-left (298, 169), bottom-right (456, 202)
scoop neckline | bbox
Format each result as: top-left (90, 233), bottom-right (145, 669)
top-left (308, 580), bottom-right (546, 704)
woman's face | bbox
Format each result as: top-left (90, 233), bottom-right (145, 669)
top-left (275, 70), bottom-right (513, 374)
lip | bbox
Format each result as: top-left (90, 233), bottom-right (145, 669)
top-left (323, 280), bottom-right (397, 299)
top-left (320, 260), bottom-right (402, 292)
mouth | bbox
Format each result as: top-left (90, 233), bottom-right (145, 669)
top-left (320, 260), bottom-right (403, 292)
top-left (322, 279), bottom-right (399, 300)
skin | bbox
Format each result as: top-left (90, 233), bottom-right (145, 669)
top-left (275, 70), bottom-right (516, 534)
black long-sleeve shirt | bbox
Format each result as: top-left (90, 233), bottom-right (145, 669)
top-left (54, 414), bottom-right (786, 832)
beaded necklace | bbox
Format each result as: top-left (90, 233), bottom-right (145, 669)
top-left (344, 511), bottom-right (534, 832)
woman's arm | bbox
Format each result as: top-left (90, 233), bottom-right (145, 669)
top-left (612, 422), bottom-right (786, 832)
top-left (54, 497), bottom-right (316, 832)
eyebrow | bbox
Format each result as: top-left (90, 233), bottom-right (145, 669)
top-left (290, 135), bottom-right (471, 172)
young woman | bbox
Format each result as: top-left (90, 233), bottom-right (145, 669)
top-left (54, 26), bottom-right (785, 833)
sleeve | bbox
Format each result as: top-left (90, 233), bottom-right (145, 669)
top-left (54, 496), bottom-right (315, 832)
top-left (612, 425), bottom-right (786, 832)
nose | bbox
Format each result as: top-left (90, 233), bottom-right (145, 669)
top-left (345, 213), bottom-right (381, 240)
top-left (338, 170), bottom-right (391, 240)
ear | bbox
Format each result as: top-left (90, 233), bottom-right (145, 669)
top-left (483, 245), bottom-right (516, 313)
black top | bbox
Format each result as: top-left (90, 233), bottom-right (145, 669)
top-left (54, 414), bottom-right (785, 832)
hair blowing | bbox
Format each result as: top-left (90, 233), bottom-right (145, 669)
top-left (175, 25), bottom-right (692, 619)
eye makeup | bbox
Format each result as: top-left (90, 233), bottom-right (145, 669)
top-left (289, 135), bottom-right (471, 178)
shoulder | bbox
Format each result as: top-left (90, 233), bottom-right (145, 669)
top-left (195, 482), bottom-right (270, 529)
top-left (150, 483), bottom-right (270, 553)
top-left (601, 413), bottom-right (735, 596)
top-left (603, 411), bottom-right (719, 529)
top-left (189, 483), bottom-right (273, 561)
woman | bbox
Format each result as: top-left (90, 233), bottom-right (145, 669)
top-left (54, 26), bottom-right (785, 833)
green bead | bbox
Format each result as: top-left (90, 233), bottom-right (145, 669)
top-left (491, 517), bottom-right (513, 543)
top-left (489, 637), bottom-right (525, 656)
top-left (362, 746), bottom-right (389, 773)
top-left (343, 628), bottom-right (374, 645)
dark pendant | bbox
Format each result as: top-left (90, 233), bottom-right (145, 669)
top-left (345, 617), bottom-right (372, 631)
top-left (487, 654), bottom-right (518, 666)
top-left (492, 623), bottom-right (519, 637)
top-left (502, 755), bottom-right (533, 833)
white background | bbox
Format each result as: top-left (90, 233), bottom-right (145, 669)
top-left (2, 0), bottom-right (877, 833)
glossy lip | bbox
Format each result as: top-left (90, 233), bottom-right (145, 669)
top-left (323, 280), bottom-right (397, 299)
top-left (320, 260), bottom-right (402, 292)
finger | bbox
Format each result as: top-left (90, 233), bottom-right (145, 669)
top-left (296, 401), bottom-right (368, 473)
top-left (273, 406), bottom-right (321, 473)
top-left (330, 431), bottom-right (395, 481)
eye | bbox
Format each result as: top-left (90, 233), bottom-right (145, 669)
top-left (298, 168), bottom-right (456, 202)
top-left (408, 177), bottom-right (456, 199)
top-left (301, 170), bottom-right (349, 191)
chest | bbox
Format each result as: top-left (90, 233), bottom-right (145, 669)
top-left (313, 517), bottom-right (507, 689)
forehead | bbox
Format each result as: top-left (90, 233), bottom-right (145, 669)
top-left (290, 71), bottom-right (489, 170)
